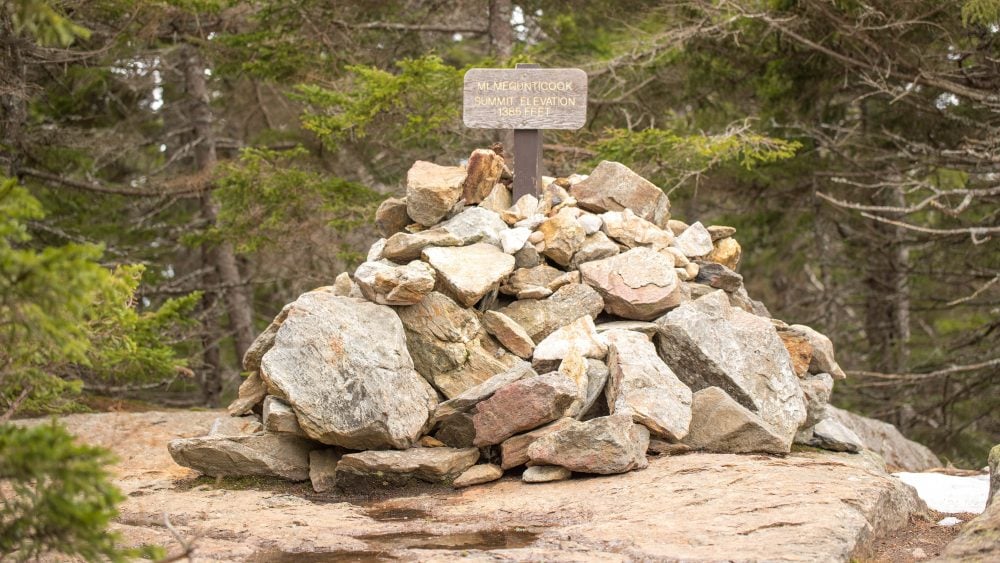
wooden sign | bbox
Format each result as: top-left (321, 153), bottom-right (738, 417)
top-left (463, 67), bottom-right (588, 130)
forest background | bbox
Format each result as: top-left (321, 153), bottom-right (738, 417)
top-left (2, 0), bottom-right (998, 474)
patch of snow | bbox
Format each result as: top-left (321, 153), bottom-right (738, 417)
top-left (893, 472), bottom-right (989, 514)
top-left (937, 516), bottom-right (962, 526)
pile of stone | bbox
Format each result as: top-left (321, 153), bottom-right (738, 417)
top-left (169, 149), bottom-right (864, 491)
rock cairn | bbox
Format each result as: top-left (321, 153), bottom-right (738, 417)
top-left (169, 149), bottom-right (863, 491)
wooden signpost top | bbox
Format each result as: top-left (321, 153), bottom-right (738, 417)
top-left (462, 65), bottom-right (588, 200)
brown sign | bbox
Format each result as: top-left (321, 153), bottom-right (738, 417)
top-left (463, 67), bottom-right (587, 130)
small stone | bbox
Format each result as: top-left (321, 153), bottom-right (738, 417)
top-left (788, 324), bottom-right (847, 380)
top-left (707, 225), bottom-right (736, 241)
top-left (353, 259), bottom-right (436, 306)
top-left (501, 194), bottom-right (539, 225)
top-left (366, 238), bottom-right (386, 262)
top-left (168, 433), bottom-right (315, 481)
top-left (463, 149), bottom-right (505, 204)
top-left (405, 161), bottom-right (467, 226)
top-left (498, 283), bottom-right (605, 343)
top-left (518, 286), bottom-right (552, 299)
top-left (778, 330), bottom-right (814, 378)
top-left (570, 161), bottom-right (670, 227)
top-left (513, 243), bottom-right (542, 268)
top-left (911, 547), bottom-right (927, 560)
top-left (663, 246), bottom-right (689, 266)
top-left (533, 315), bottom-right (608, 361)
top-left (537, 183), bottom-right (571, 216)
top-left (706, 237), bottom-right (742, 270)
top-left (579, 247), bottom-right (683, 321)
top-left (807, 418), bottom-right (863, 453)
top-left (514, 213), bottom-right (546, 230)
top-left (453, 463), bottom-right (504, 488)
top-left (309, 449), bottom-right (341, 493)
top-left (501, 264), bottom-right (563, 297)
top-left (693, 261), bottom-right (743, 293)
top-left (537, 210), bottom-right (586, 267)
top-left (578, 213), bottom-right (602, 234)
top-left (800, 372), bottom-right (834, 427)
top-left (500, 227), bottom-right (531, 254)
top-left (383, 229), bottom-right (463, 262)
top-left (482, 310), bottom-right (536, 359)
top-left (423, 244), bottom-right (516, 307)
top-left (437, 206), bottom-right (508, 246)
top-left (675, 221), bottom-right (714, 257)
top-left (527, 414), bottom-right (650, 475)
top-left (667, 220), bottom-right (689, 236)
top-left (522, 465), bottom-right (571, 483)
top-left (578, 359), bottom-right (611, 420)
top-left (375, 197), bottom-right (412, 238)
top-left (336, 447), bottom-right (479, 490)
top-left (479, 183), bottom-right (512, 213)
top-left (570, 231), bottom-right (621, 269)
top-left (601, 209), bottom-right (673, 249)
top-left (419, 436), bottom-right (447, 447)
top-left (547, 271), bottom-right (581, 292)
top-left (332, 272), bottom-right (355, 297)
top-left (472, 372), bottom-right (580, 446)
top-left (647, 439), bottom-right (692, 456)
top-left (594, 320), bottom-right (659, 337)
top-left (675, 267), bottom-right (691, 282)
top-left (262, 396), bottom-right (306, 436)
top-left (500, 418), bottom-right (576, 469)
top-left (683, 387), bottom-right (789, 454)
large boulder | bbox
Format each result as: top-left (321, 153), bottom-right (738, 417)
top-left (655, 290), bottom-right (807, 445)
top-left (472, 372), bottom-right (579, 446)
top-left (168, 433), bottom-right (315, 481)
top-left (336, 447), bottom-right (480, 490)
top-left (826, 406), bottom-right (941, 471)
top-left (422, 243), bottom-right (515, 307)
top-left (604, 329), bottom-right (692, 441)
top-left (570, 161), bottom-right (670, 227)
top-left (683, 387), bottom-right (788, 454)
top-left (579, 247), bottom-right (684, 321)
top-left (527, 414), bottom-right (650, 475)
top-left (405, 160), bottom-right (467, 226)
top-left (259, 291), bottom-right (436, 450)
top-left (498, 283), bottom-right (604, 343)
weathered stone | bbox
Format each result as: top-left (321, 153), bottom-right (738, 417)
top-left (706, 237), bottom-right (742, 270)
top-left (498, 283), bottom-right (605, 343)
top-left (601, 209), bottom-right (673, 249)
top-left (423, 244), bottom-right (515, 307)
top-left (309, 449), bottom-right (341, 493)
top-left (499, 227), bottom-right (531, 254)
top-left (800, 372), bottom-right (834, 427)
top-left (453, 463), bottom-right (504, 488)
top-left (683, 387), bottom-right (789, 454)
top-left (227, 372), bottom-right (268, 416)
top-left (366, 238), bottom-right (386, 262)
top-left (675, 221), bottom-right (714, 257)
top-left (578, 212), bottom-right (602, 234)
top-left (595, 320), bottom-right (659, 337)
top-left (168, 433), bottom-right (314, 481)
top-left (522, 465), bottom-right (572, 483)
top-left (537, 210), bottom-right (586, 267)
top-left (260, 292), bottom-right (436, 449)
top-left (536, 183), bottom-right (571, 216)
top-left (479, 182), bottom-right (512, 213)
top-left (437, 206), bottom-right (508, 246)
top-left (463, 149), bottom-right (504, 204)
top-left (570, 231), bottom-right (621, 269)
top-left (579, 247), bottom-right (683, 321)
top-left (405, 160), bottom-right (467, 226)
top-left (826, 406), bottom-right (941, 471)
top-left (655, 290), bottom-right (807, 445)
top-left (353, 259), bottom-right (435, 306)
top-left (501, 194), bottom-right (539, 225)
top-left (208, 415), bottom-right (262, 437)
top-left (262, 396), bottom-right (305, 436)
top-left (434, 412), bottom-right (476, 448)
top-left (336, 447), bottom-right (479, 490)
top-left (533, 315), bottom-right (608, 361)
top-left (807, 418), bottom-right (863, 453)
top-left (570, 161), bottom-right (670, 227)
top-left (375, 197), bottom-right (412, 238)
top-left (513, 242), bottom-right (542, 268)
top-left (693, 261), bottom-right (744, 293)
top-left (242, 305), bottom-right (293, 373)
top-left (604, 329), bottom-right (692, 440)
top-left (788, 324), bottom-right (847, 379)
top-left (778, 329), bottom-right (815, 378)
top-left (432, 361), bottom-right (535, 422)
top-left (473, 373), bottom-right (579, 446)
top-left (707, 225), bottom-right (736, 241)
top-left (482, 310), bottom-right (535, 359)
top-left (527, 414), bottom-right (650, 475)
top-left (500, 264), bottom-right (563, 297)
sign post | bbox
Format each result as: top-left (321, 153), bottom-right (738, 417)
top-left (462, 64), bottom-right (588, 200)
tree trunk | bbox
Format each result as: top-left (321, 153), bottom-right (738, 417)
top-left (182, 44), bottom-right (256, 404)
top-left (488, 0), bottom-right (516, 157)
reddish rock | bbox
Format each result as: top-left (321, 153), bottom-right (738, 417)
top-left (463, 149), bottom-right (505, 204)
top-left (472, 373), bottom-right (579, 446)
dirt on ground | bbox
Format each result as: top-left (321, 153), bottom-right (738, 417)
top-left (865, 511), bottom-right (976, 562)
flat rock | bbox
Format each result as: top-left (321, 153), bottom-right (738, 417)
top-left (570, 231), bottom-right (621, 268)
top-left (807, 418), bottom-right (864, 453)
top-left (675, 221), bottom-right (714, 257)
top-left (405, 160), bottom-right (467, 226)
top-left (655, 290), bottom-right (807, 445)
top-left (437, 206), bottom-right (508, 246)
top-left (500, 263), bottom-right (563, 297)
top-left (309, 449), bottom-right (341, 493)
top-left (523, 465), bottom-right (572, 483)
top-left (262, 396), bottom-right (305, 436)
top-left (527, 414), bottom-right (650, 475)
top-left (241, 304), bottom-right (291, 373)
top-left (423, 243), bottom-right (515, 307)
top-left (601, 209), bottom-right (672, 249)
top-left (472, 372), bottom-right (579, 446)
top-left (260, 291), bottom-right (436, 450)
top-left (375, 196), bottom-right (411, 238)
top-left (533, 315), bottom-right (608, 361)
top-left (452, 463), bottom-right (504, 488)
top-left (827, 406), bottom-right (941, 471)
top-left (570, 161), bottom-right (670, 227)
top-left (382, 229), bottom-right (462, 262)
top-left (683, 387), bottom-right (789, 454)
top-left (432, 361), bottom-right (535, 422)
top-left (168, 433), bottom-right (314, 481)
top-left (462, 149), bottom-right (504, 204)
top-left (604, 329), bottom-right (692, 440)
top-left (693, 261), bottom-right (743, 292)
top-left (336, 447), bottom-right (479, 490)
top-left (498, 283), bottom-right (604, 343)
top-left (537, 210), bottom-right (585, 267)
top-left (595, 320), bottom-right (659, 337)
top-left (707, 225), bottom-right (736, 241)
top-left (579, 247), bottom-right (683, 321)
top-left (353, 259), bottom-right (436, 305)
top-left (481, 310), bottom-right (535, 359)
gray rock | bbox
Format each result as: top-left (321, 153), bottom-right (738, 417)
top-left (570, 161), bottom-right (670, 227)
top-left (423, 243), bottom-right (516, 307)
top-left (208, 415), bottom-right (262, 437)
top-left (382, 229), bottom-right (463, 262)
top-left (453, 463), bottom-right (504, 488)
top-left (168, 433), bottom-right (315, 481)
top-left (262, 396), bottom-right (306, 436)
top-left (595, 320), bottom-right (659, 337)
top-left (498, 283), bottom-right (604, 343)
top-left (437, 206), bottom-right (509, 247)
top-left (405, 160), bottom-right (467, 226)
top-left (472, 372), bottom-right (580, 446)
top-left (655, 290), bottom-right (807, 445)
top-left (579, 247), bottom-right (683, 321)
top-left (527, 414), bottom-right (650, 475)
top-left (674, 221), bottom-right (714, 257)
top-left (500, 418), bottom-right (576, 469)
top-left (522, 465), bottom-right (572, 483)
top-left (336, 447), bottom-right (479, 490)
top-left (260, 291), bottom-right (436, 450)
top-left (604, 329), bottom-right (692, 441)
top-left (242, 304), bottom-right (292, 373)
top-left (693, 261), bottom-right (744, 293)
top-left (683, 387), bottom-right (789, 454)
top-left (807, 418), bottom-right (863, 453)
top-left (789, 324), bottom-right (848, 379)
top-left (432, 361), bottom-right (536, 422)
top-left (513, 242), bottom-right (542, 268)
top-left (309, 449), bottom-right (341, 493)
top-left (800, 372), bottom-right (834, 427)
top-left (826, 406), bottom-right (941, 471)
top-left (332, 272), bottom-right (355, 296)
top-left (479, 182), bottom-right (511, 214)
top-left (570, 231), bottom-right (622, 269)
top-left (353, 259), bottom-right (436, 306)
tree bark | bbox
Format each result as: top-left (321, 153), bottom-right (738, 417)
top-left (488, 0), bottom-right (513, 60)
top-left (182, 44), bottom-right (256, 404)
